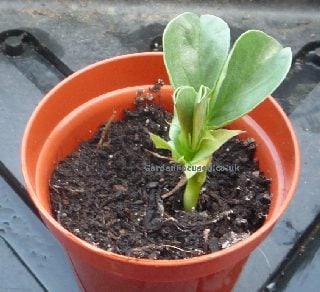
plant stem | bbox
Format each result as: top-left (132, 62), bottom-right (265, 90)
top-left (183, 169), bottom-right (208, 211)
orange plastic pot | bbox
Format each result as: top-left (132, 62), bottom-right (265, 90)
top-left (21, 53), bottom-right (300, 292)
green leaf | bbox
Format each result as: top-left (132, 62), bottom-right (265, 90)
top-left (192, 85), bottom-right (210, 150)
top-left (149, 132), bottom-right (185, 164)
top-left (190, 129), bottom-right (243, 164)
top-left (169, 110), bottom-right (180, 141)
top-left (149, 133), bottom-right (172, 151)
top-left (168, 111), bottom-right (195, 163)
top-left (208, 30), bottom-right (292, 128)
top-left (163, 12), bottom-right (230, 91)
top-left (174, 86), bottom-right (197, 145)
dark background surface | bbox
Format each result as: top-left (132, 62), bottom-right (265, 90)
top-left (0, 1), bottom-right (320, 291)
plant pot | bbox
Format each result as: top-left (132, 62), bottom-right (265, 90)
top-left (21, 52), bottom-right (300, 292)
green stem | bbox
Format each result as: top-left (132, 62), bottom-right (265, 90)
top-left (183, 169), bottom-right (208, 211)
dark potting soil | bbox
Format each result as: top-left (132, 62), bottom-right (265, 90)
top-left (50, 94), bottom-right (271, 260)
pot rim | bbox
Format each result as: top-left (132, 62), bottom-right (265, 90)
top-left (21, 52), bottom-right (301, 268)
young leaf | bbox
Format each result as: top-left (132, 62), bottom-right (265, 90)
top-left (174, 86), bottom-right (197, 146)
top-left (190, 129), bottom-right (243, 164)
top-left (208, 30), bottom-right (292, 128)
top-left (149, 133), bottom-right (185, 164)
top-left (169, 111), bottom-right (180, 141)
top-left (149, 133), bottom-right (172, 151)
top-left (192, 85), bottom-right (210, 150)
top-left (163, 12), bottom-right (230, 91)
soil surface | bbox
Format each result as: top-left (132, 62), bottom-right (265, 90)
top-left (50, 94), bottom-right (271, 260)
